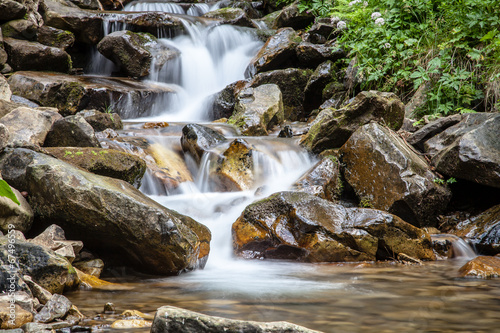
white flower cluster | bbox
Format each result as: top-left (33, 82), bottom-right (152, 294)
top-left (375, 17), bottom-right (385, 26)
top-left (384, 42), bottom-right (391, 48)
top-left (371, 12), bottom-right (381, 20)
top-left (348, 0), bottom-right (362, 6)
top-left (330, 16), bottom-right (340, 25)
top-left (337, 21), bottom-right (347, 30)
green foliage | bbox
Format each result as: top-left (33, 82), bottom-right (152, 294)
top-left (433, 177), bottom-right (457, 185)
top-left (0, 180), bottom-right (20, 206)
top-left (321, 0), bottom-right (500, 118)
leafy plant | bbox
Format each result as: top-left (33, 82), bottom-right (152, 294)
top-left (0, 180), bottom-right (20, 206)
top-left (323, 0), bottom-right (500, 119)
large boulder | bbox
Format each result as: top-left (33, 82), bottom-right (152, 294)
top-left (291, 156), bottom-right (341, 201)
top-left (423, 113), bottom-right (500, 189)
top-left (301, 90), bottom-right (405, 153)
top-left (180, 124), bottom-right (226, 165)
top-left (3, 38), bottom-right (71, 73)
top-left (0, 107), bottom-right (62, 149)
top-left (406, 114), bottom-right (462, 151)
top-left (250, 68), bottom-right (312, 121)
top-left (340, 123), bottom-right (452, 227)
top-left (151, 306), bottom-right (321, 333)
top-left (202, 8), bottom-right (253, 27)
top-left (0, 148), bottom-right (211, 275)
top-left (0, 186), bottom-right (34, 234)
top-left (246, 28), bottom-right (300, 76)
top-left (232, 191), bottom-right (435, 262)
top-left (454, 204), bottom-right (500, 255)
top-left (44, 115), bottom-right (101, 148)
top-left (228, 84), bottom-right (284, 136)
top-left (97, 30), bottom-right (180, 78)
top-left (0, 237), bottom-right (78, 293)
top-left (7, 71), bottom-right (177, 117)
top-left (44, 147), bottom-right (146, 186)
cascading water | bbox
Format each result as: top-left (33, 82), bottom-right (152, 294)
top-left (67, 2), bottom-right (500, 332)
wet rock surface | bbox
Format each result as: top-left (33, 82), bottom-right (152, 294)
top-left (0, 148), bottom-right (211, 275)
top-left (181, 124), bottom-right (226, 165)
top-left (203, 7), bottom-right (253, 27)
top-left (232, 191), bottom-right (435, 262)
top-left (151, 305), bottom-right (323, 333)
top-left (0, 186), bottom-right (34, 234)
top-left (291, 156), bottom-right (341, 201)
top-left (229, 84), bottom-right (284, 136)
top-left (454, 204), bottom-right (500, 255)
top-left (246, 28), bottom-right (300, 75)
top-left (7, 71), bottom-right (177, 117)
top-left (250, 68), bottom-right (312, 121)
top-left (458, 256), bottom-right (500, 278)
top-left (301, 90), bottom-right (405, 153)
top-left (97, 30), bottom-right (180, 78)
top-left (211, 139), bottom-right (255, 191)
top-left (424, 113), bottom-right (500, 189)
top-left (340, 123), bottom-right (451, 227)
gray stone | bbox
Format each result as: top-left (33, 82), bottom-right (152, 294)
top-left (72, 258), bottom-right (103, 277)
top-left (0, 74), bottom-right (11, 101)
top-left (246, 28), bottom-right (299, 76)
top-left (0, 107), bottom-right (62, 149)
top-left (23, 275), bottom-right (53, 305)
top-left (3, 38), bottom-right (71, 73)
top-left (77, 109), bottom-right (123, 131)
top-left (202, 8), bottom-right (253, 28)
top-left (43, 115), bottom-right (101, 148)
top-left (424, 113), bottom-right (500, 189)
top-left (151, 305), bottom-right (323, 333)
top-left (97, 30), bottom-right (180, 78)
top-left (36, 26), bottom-right (75, 50)
top-left (34, 294), bottom-right (72, 323)
top-left (0, 237), bottom-right (78, 294)
top-left (0, 0), bottom-right (27, 21)
top-left (407, 114), bottom-right (462, 151)
top-left (272, 2), bottom-right (314, 30)
top-left (296, 41), bottom-right (345, 69)
top-left (1, 19), bottom-right (37, 40)
top-left (0, 148), bottom-right (211, 275)
top-left (29, 224), bottom-right (83, 263)
top-left (340, 123), bottom-right (452, 227)
top-left (250, 68), bottom-right (312, 121)
top-left (228, 84), bottom-right (284, 136)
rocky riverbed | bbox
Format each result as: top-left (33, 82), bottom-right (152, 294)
top-left (0, 0), bottom-right (499, 332)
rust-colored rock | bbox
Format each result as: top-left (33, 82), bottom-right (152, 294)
top-left (458, 256), bottom-right (500, 278)
top-left (232, 191), bottom-right (435, 262)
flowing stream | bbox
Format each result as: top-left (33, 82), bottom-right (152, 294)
top-left (65, 3), bottom-right (500, 333)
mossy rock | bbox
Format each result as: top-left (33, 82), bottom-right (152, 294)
top-left (44, 147), bottom-right (146, 187)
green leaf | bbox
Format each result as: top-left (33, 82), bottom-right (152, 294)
top-left (0, 180), bottom-right (20, 206)
top-left (481, 29), bottom-right (498, 41)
